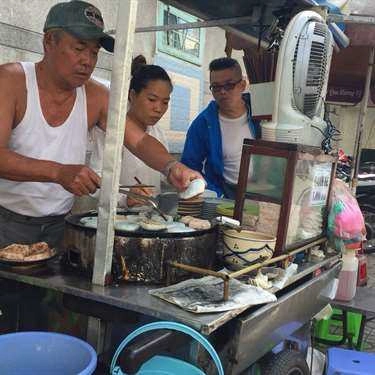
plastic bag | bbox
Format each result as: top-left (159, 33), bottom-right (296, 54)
top-left (327, 179), bottom-right (365, 248)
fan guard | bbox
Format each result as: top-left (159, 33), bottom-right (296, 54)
top-left (293, 21), bottom-right (332, 118)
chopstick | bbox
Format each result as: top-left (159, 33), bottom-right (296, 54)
top-left (134, 176), bottom-right (150, 196)
top-left (119, 184), bottom-right (154, 189)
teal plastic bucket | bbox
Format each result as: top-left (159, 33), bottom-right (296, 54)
top-left (111, 321), bottom-right (224, 375)
top-left (0, 331), bottom-right (97, 375)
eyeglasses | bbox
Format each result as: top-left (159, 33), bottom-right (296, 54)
top-left (209, 79), bottom-right (242, 93)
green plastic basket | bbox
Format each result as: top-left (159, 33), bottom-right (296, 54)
top-left (216, 202), bottom-right (259, 217)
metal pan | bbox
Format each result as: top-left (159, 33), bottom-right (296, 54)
top-left (64, 212), bottom-right (219, 284)
top-left (0, 249), bottom-right (58, 267)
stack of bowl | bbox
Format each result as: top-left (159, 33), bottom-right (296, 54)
top-left (177, 196), bottom-right (203, 217)
top-left (201, 198), bottom-right (233, 220)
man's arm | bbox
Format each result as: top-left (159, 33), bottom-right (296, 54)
top-left (181, 116), bottom-right (206, 173)
top-left (0, 64), bottom-right (100, 196)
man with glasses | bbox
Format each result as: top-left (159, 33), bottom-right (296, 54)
top-left (181, 57), bottom-right (260, 198)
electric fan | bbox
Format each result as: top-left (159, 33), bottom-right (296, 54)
top-left (261, 11), bottom-right (333, 146)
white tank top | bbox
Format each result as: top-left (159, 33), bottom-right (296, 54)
top-left (0, 62), bottom-right (88, 216)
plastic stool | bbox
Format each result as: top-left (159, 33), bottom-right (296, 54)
top-left (314, 308), bottom-right (363, 348)
top-left (326, 347), bottom-right (375, 375)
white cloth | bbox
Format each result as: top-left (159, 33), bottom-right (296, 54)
top-left (89, 124), bottom-right (168, 195)
top-left (0, 62), bottom-right (87, 216)
top-left (219, 112), bottom-right (253, 184)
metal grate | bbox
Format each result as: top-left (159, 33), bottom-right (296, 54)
top-left (293, 20), bottom-right (332, 118)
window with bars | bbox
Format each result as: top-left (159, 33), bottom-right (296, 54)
top-left (157, 2), bottom-right (204, 65)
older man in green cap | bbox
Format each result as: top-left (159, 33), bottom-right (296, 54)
top-left (0, 1), bottom-right (201, 248)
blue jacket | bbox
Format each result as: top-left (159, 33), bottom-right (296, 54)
top-left (181, 93), bottom-right (261, 197)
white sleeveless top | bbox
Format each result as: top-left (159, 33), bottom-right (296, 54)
top-left (89, 124), bottom-right (168, 195)
top-left (0, 62), bottom-right (88, 217)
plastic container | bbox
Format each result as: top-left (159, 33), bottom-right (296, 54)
top-left (0, 331), bottom-right (97, 375)
top-left (111, 321), bottom-right (224, 375)
top-left (335, 249), bottom-right (358, 301)
top-left (357, 249), bottom-right (368, 286)
top-left (216, 201), bottom-right (258, 218)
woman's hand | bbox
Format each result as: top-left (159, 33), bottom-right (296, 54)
top-left (126, 185), bottom-right (155, 207)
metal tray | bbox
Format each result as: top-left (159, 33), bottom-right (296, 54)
top-left (0, 249), bottom-right (58, 267)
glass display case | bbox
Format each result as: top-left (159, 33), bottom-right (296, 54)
top-left (234, 139), bottom-right (337, 255)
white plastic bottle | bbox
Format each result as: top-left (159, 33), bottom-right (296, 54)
top-left (335, 249), bottom-right (358, 301)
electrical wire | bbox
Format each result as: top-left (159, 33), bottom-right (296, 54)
top-left (316, 104), bottom-right (342, 154)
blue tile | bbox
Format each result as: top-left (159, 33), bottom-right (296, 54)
top-left (170, 85), bottom-right (190, 132)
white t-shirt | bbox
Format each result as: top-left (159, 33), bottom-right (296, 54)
top-left (219, 112), bottom-right (253, 185)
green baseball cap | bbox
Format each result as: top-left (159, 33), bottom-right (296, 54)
top-left (44, 0), bottom-right (114, 52)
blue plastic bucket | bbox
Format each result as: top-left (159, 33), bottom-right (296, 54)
top-left (0, 331), bottom-right (97, 375)
top-left (111, 321), bottom-right (224, 375)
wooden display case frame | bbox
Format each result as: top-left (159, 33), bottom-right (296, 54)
top-left (234, 139), bottom-right (337, 256)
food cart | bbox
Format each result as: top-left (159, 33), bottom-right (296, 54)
top-left (1, 0), bottom-right (369, 373)
top-left (0, 248), bottom-right (340, 373)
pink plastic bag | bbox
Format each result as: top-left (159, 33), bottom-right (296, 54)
top-left (328, 179), bottom-right (365, 241)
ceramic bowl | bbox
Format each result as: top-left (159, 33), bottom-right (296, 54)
top-left (222, 229), bottom-right (276, 270)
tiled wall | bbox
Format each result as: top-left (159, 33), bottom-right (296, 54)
top-left (154, 53), bottom-right (204, 153)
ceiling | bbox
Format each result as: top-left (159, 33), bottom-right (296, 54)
top-left (163, 0), bottom-right (375, 105)
top-left (163, 0), bottom-right (375, 47)
top-left (163, 0), bottom-right (318, 44)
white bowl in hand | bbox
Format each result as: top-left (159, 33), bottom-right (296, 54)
top-left (179, 178), bottom-right (206, 200)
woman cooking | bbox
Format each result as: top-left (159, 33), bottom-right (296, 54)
top-left (90, 55), bottom-right (171, 206)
